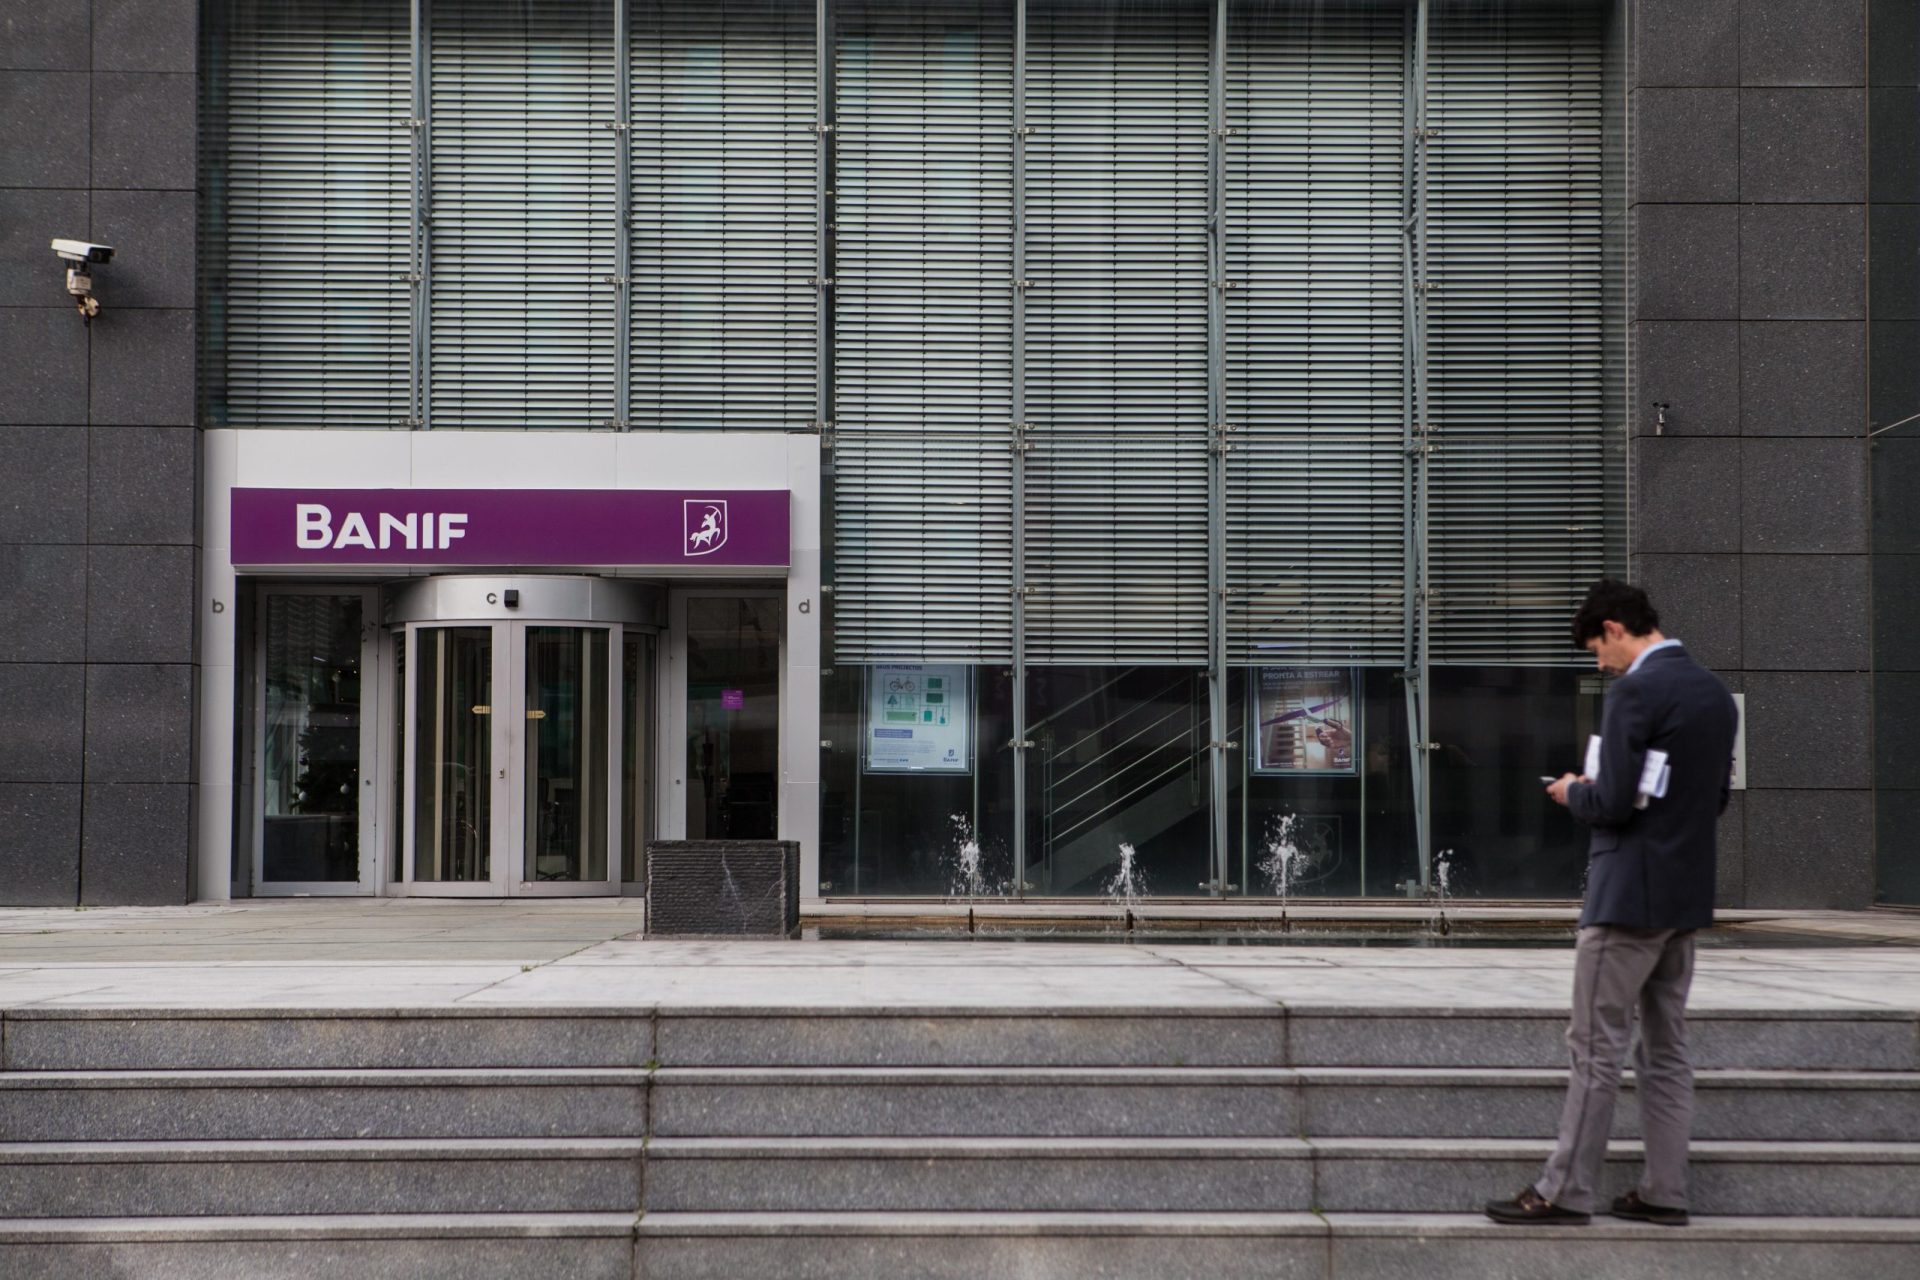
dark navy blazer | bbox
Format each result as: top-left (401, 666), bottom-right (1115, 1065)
top-left (1566, 643), bottom-right (1739, 931)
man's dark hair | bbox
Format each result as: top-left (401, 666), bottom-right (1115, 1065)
top-left (1570, 579), bottom-right (1660, 646)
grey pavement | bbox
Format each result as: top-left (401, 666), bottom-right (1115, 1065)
top-left (0, 901), bottom-right (1914, 1013)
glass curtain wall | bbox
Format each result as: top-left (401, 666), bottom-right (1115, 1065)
top-left (1013, 0), bottom-right (1205, 898)
top-left (428, 0), bottom-right (619, 428)
top-left (1021, 0), bottom-right (1213, 896)
top-left (199, 0), bottom-right (412, 427)
top-left (201, 1), bottom-right (1627, 898)
top-left (822, 0), bottom-right (1019, 894)
top-left (1421, 0), bottom-right (1611, 899)
top-left (630, 0), bottom-right (819, 428)
top-left (820, 0), bottom-right (1623, 899)
top-left (1027, 667), bottom-right (1212, 896)
top-left (202, 0), bottom-right (815, 430)
top-left (1023, 0), bottom-right (1213, 667)
top-left (1223, 0), bottom-right (1415, 899)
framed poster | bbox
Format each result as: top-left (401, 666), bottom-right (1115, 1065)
top-left (863, 664), bottom-right (973, 775)
top-left (1251, 667), bottom-right (1359, 776)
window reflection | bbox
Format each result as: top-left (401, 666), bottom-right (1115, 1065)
top-left (524, 628), bottom-right (611, 883)
top-left (412, 626), bottom-right (493, 882)
top-left (262, 595), bottom-right (364, 882)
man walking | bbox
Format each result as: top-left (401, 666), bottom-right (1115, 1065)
top-left (1485, 579), bottom-right (1739, 1227)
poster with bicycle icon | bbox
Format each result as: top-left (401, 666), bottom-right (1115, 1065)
top-left (864, 663), bottom-right (973, 775)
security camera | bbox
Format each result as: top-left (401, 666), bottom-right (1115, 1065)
top-left (51, 239), bottom-right (114, 265)
top-left (50, 239), bottom-right (113, 323)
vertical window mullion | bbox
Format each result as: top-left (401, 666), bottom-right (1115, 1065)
top-left (615, 0), bottom-right (633, 429)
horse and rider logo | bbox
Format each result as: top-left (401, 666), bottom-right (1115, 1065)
top-left (683, 500), bottom-right (729, 557)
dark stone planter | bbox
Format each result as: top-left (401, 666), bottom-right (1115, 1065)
top-left (645, 840), bottom-right (800, 938)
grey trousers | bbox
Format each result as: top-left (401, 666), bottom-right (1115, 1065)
top-left (1533, 924), bottom-right (1697, 1214)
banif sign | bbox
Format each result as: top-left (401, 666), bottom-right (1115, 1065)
top-left (230, 488), bottom-right (790, 570)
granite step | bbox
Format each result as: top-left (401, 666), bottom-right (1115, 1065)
top-left (632, 1211), bottom-right (1920, 1279)
top-left (2, 1135), bottom-right (1911, 1219)
top-left (7, 1064), bottom-right (1911, 1146)
top-left (0, 1010), bottom-right (654, 1071)
top-left (0, 1212), bottom-right (636, 1280)
top-left (5, 1210), bottom-right (1916, 1279)
top-left (0, 1069), bottom-right (648, 1140)
top-left (0, 1139), bottom-right (645, 1218)
top-left (7, 1006), bottom-right (1914, 1071)
top-left (651, 1007), bottom-right (1920, 1071)
top-left (650, 1066), bottom-right (1920, 1142)
top-left (1277, 1006), bottom-right (1920, 1072)
top-left (643, 1136), bottom-right (1920, 1217)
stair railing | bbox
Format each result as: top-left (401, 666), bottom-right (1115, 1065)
top-left (1037, 670), bottom-right (1209, 863)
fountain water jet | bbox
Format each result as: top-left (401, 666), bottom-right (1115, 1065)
top-left (1105, 843), bottom-right (1144, 935)
top-left (1257, 814), bottom-right (1303, 933)
top-left (1430, 848), bottom-right (1455, 938)
top-left (945, 814), bottom-right (1005, 902)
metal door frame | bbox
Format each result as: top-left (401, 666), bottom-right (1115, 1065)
top-left (250, 584), bottom-right (382, 897)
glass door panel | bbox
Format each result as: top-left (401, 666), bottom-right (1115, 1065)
top-left (622, 631), bottom-right (656, 883)
top-left (261, 594), bottom-right (366, 884)
top-left (523, 627), bottom-right (610, 883)
top-left (685, 596), bottom-right (781, 840)
top-left (413, 626), bottom-right (495, 882)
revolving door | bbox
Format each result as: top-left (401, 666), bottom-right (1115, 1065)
top-left (390, 577), bottom-right (659, 896)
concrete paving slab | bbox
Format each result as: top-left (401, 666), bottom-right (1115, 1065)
top-left (0, 902), bottom-right (1910, 1017)
top-left (459, 962), bottom-right (1276, 1009)
top-left (553, 939), bottom-right (1172, 967)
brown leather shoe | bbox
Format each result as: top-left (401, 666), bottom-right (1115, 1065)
top-left (1484, 1186), bottom-right (1592, 1225)
top-left (1612, 1190), bottom-right (1689, 1226)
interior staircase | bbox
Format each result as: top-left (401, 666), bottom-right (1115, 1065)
top-left (1034, 667), bottom-right (1210, 894)
top-left (2, 1003), bottom-right (1917, 1277)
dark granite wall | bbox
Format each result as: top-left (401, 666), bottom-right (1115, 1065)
top-left (0, 0), bottom-right (200, 905)
top-left (1630, 0), bottom-right (1875, 908)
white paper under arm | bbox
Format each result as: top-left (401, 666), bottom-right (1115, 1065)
top-left (1634, 749), bottom-right (1671, 810)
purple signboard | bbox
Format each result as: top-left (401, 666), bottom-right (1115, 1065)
top-left (231, 488), bottom-right (790, 569)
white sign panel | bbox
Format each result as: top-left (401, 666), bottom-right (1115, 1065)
top-left (864, 664), bottom-right (972, 775)
top-left (1730, 692), bottom-right (1746, 791)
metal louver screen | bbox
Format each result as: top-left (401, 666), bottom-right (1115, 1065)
top-left (429, 0), bottom-right (617, 428)
top-left (1225, 0), bottom-right (1407, 666)
top-left (1025, 0), bottom-right (1212, 667)
top-left (831, 0), bottom-right (1016, 664)
top-left (1427, 0), bottom-right (1606, 664)
top-left (210, 0), bottom-right (411, 428)
top-left (629, 0), bottom-right (817, 430)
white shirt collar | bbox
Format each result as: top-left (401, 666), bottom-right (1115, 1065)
top-left (1626, 637), bottom-right (1682, 676)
